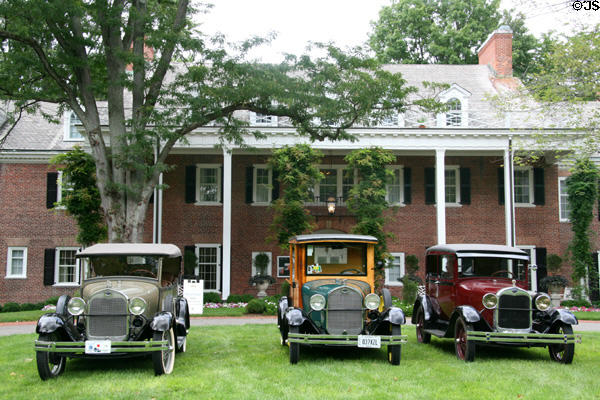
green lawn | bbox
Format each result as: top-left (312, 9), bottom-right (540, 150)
top-left (0, 310), bottom-right (47, 323)
top-left (2, 326), bottom-right (599, 399)
top-left (573, 311), bottom-right (600, 321)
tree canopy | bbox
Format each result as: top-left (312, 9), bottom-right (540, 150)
top-left (0, 0), bottom-right (416, 242)
top-left (369, 0), bottom-right (539, 77)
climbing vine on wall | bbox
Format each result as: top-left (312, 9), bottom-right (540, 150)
top-left (566, 158), bottom-right (599, 282)
top-left (345, 147), bottom-right (396, 267)
top-left (268, 144), bottom-right (323, 249)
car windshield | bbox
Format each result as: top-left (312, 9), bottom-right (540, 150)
top-left (85, 255), bottom-right (159, 279)
top-left (305, 242), bottom-right (367, 276)
top-left (458, 256), bottom-right (527, 281)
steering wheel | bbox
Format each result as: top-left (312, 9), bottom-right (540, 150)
top-left (130, 268), bottom-right (157, 278)
top-left (340, 268), bottom-right (362, 275)
top-left (491, 270), bottom-right (514, 278)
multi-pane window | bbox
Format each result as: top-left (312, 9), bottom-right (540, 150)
top-left (445, 167), bottom-right (459, 203)
top-left (196, 245), bottom-right (220, 291)
top-left (197, 165), bottom-right (220, 203)
top-left (514, 168), bottom-right (532, 204)
top-left (319, 169), bottom-right (338, 202)
top-left (254, 166), bottom-right (272, 204)
top-left (559, 177), bottom-right (570, 221)
top-left (65, 112), bottom-right (84, 140)
top-left (6, 247), bottom-right (27, 278)
top-left (446, 98), bottom-right (461, 126)
top-left (251, 113), bottom-right (277, 126)
top-left (387, 167), bottom-right (403, 205)
top-left (55, 248), bottom-right (79, 285)
top-left (313, 166), bottom-right (356, 205)
top-left (385, 253), bottom-right (405, 286)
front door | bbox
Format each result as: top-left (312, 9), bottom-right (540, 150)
top-left (196, 244), bottom-right (221, 292)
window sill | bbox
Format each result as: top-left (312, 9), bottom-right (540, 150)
top-left (63, 138), bottom-right (85, 142)
top-left (277, 275), bottom-right (290, 279)
top-left (53, 283), bottom-right (80, 287)
top-left (251, 202), bottom-right (271, 207)
top-left (385, 282), bottom-right (404, 287)
top-left (515, 203), bottom-right (536, 208)
top-left (4, 276), bottom-right (27, 279)
top-left (194, 202), bottom-right (222, 206)
top-left (560, 219), bottom-right (571, 223)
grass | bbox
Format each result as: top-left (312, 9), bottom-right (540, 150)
top-left (0, 310), bottom-right (47, 323)
top-left (1, 325), bottom-right (599, 399)
top-left (193, 307), bottom-right (247, 317)
top-left (573, 311), bottom-right (600, 321)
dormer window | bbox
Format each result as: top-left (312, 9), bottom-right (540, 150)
top-left (64, 112), bottom-right (84, 141)
top-left (446, 98), bottom-right (462, 126)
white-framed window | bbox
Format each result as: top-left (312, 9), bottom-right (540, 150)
top-left (253, 165), bottom-right (272, 204)
top-left (385, 252), bottom-right (405, 286)
top-left (445, 166), bottom-right (460, 204)
top-left (250, 112), bottom-right (278, 127)
top-left (55, 247), bottom-right (80, 286)
top-left (196, 164), bottom-right (221, 204)
top-left (514, 167), bottom-right (534, 205)
top-left (196, 244), bottom-right (221, 291)
top-left (64, 111), bottom-right (84, 141)
top-left (277, 256), bottom-right (290, 278)
top-left (6, 247), bottom-right (27, 279)
top-left (312, 165), bottom-right (356, 205)
top-left (251, 252), bottom-right (273, 276)
top-left (445, 98), bottom-right (462, 126)
top-left (387, 166), bottom-right (404, 205)
top-left (559, 177), bottom-right (570, 222)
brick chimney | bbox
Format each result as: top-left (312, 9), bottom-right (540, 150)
top-left (477, 25), bottom-right (513, 77)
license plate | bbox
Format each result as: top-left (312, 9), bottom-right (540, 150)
top-left (85, 340), bottom-right (111, 354)
top-left (357, 335), bottom-right (381, 348)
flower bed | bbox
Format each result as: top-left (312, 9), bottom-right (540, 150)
top-left (559, 306), bottom-right (600, 312)
top-left (204, 302), bottom-right (248, 309)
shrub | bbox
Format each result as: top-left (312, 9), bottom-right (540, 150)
top-left (45, 296), bottom-right (60, 306)
top-left (203, 292), bottom-right (223, 304)
top-left (2, 302), bottom-right (21, 313)
top-left (245, 299), bottom-right (266, 314)
top-left (20, 303), bottom-right (39, 311)
top-left (280, 280), bottom-right (290, 297)
top-left (401, 277), bottom-right (418, 305)
top-left (226, 294), bottom-right (255, 303)
top-left (561, 299), bottom-right (592, 308)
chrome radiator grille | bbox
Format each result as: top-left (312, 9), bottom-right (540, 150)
top-left (497, 289), bottom-right (531, 330)
top-left (87, 291), bottom-right (128, 339)
top-left (326, 287), bottom-right (363, 335)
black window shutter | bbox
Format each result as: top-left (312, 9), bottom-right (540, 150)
top-left (403, 167), bottom-right (411, 204)
top-left (220, 166), bottom-right (224, 204)
top-left (459, 167), bottom-right (471, 205)
top-left (424, 167), bottom-right (435, 204)
top-left (533, 167), bottom-right (545, 205)
top-left (272, 170), bottom-right (280, 202)
top-left (43, 248), bottom-right (56, 286)
top-left (245, 166), bottom-right (254, 204)
top-left (535, 247), bottom-right (547, 291)
top-left (46, 172), bottom-right (58, 209)
top-left (184, 245), bottom-right (196, 276)
top-left (149, 192), bottom-right (154, 204)
top-left (185, 166), bottom-right (196, 204)
top-left (498, 167), bottom-right (505, 205)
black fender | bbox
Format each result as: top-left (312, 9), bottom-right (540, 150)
top-left (550, 308), bottom-right (578, 327)
top-left (278, 297), bottom-right (289, 321)
top-left (413, 295), bottom-right (433, 322)
top-left (175, 297), bottom-right (190, 337)
top-left (150, 311), bottom-right (174, 332)
top-left (451, 305), bottom-right (481, 325)
top-left (36, 313), bottom-right (81, 341)
top-left (55, 294), bottom-right (70, 316)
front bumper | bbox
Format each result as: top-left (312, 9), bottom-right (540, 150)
top-left (34, 339), bottom-right (169, 354)
top-left (288, 332), bottom-right (407, 346)
top-left (467, 331), bottom-right (582, 345)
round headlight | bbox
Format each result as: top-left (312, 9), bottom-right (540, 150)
top-left (482, 293), bottom-right (498, 309)
top-left (67, 297), bottom-right (86, 316)
top-left (535, 294), bottom-right (551, 311)
top-left (309, 294), bottom-right (326, 311)
top-left (364, 293), bottom-right (381, 310)
top-left (129, 297), bottom-right (147, 315)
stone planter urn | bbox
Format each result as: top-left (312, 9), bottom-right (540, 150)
top-left (256, 279), bottom-right (270, 298)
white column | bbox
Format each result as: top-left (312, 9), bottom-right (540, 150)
top-left (222, 150), bottom-right (232, 300)
top-left (504, 147), bottom-right (514, 247)
top-left (435, 149), bottom-right (446, 244)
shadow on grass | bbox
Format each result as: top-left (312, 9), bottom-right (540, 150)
top-left (426, 336), bottom-right (550, 362)
top-left (286, 344), bottom-right (394, 364)
top-left (64, 354), bottom-right (157, 374)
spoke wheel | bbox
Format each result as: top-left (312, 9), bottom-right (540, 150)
top-left (36, 333), bottom-right (66, 380)
top-left (548, 323), bottom-right (575, 364)
top-left (454, 317), bottom-right (475, 362)
top-left (289, 326), bottom-right (300, 364)
top-left (387, 324), bottom-right (402, 365)
top-left (152, 328), bottom-right (175, 375)
top-left (415, 307), bottom-right (431, 344)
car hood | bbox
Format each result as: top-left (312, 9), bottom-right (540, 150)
top-left (82, 278), bottom-right (160, 311)
top-left (458, 278), bottom-right (528, 307)
top-left (302, 278), bottom-right (371, 298)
